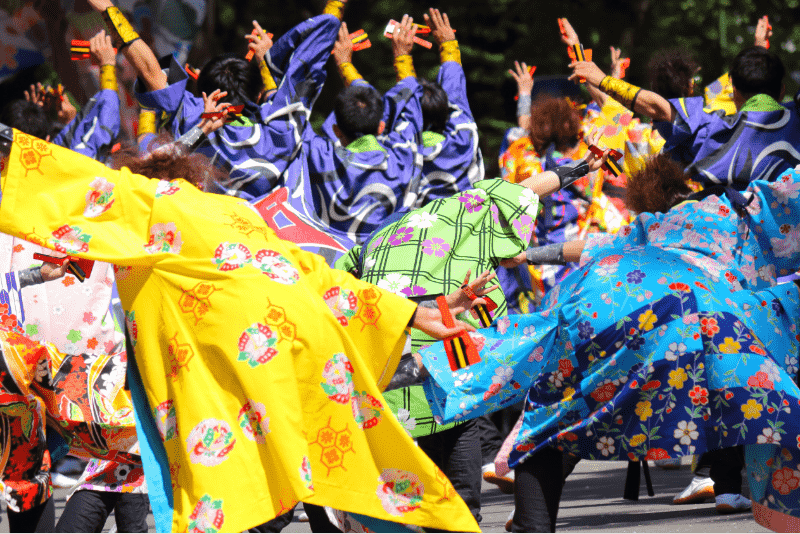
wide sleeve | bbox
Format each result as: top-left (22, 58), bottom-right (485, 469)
top-left (0, 129), bottom-right (167, 267)
top-left (53, 89), bottom-right (120, 160)
top-left (662, 96), bottom-right (715, 155)
top-left (282, 239), bottom-right (417, 390)
top-left (135, 56), bottom-right (204, 139)
top-left (747, 166), bottom-right (800, 275)
top-left (437, 61), bottom-right (470, 116)
top-left (383, 77), bottom-right (424, 148)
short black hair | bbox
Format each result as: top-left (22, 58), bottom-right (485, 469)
top-left (333, 85), bottom-right (383, 140)
top-left (419, 78), bottom-right (449, 134)
top-left (647, 48), bottom-right (698, 99)
top-left (1, 99), bottom-right (51, 139)
top-left (730, 46), bottom-right (785, 100)
top-left (197, 54), bottom-right (262, 106)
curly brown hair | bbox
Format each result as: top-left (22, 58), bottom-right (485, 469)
top-left (626, 154), bottom-right (692, 214)
top-left (108, 134), bottom-right (226, 190)
top-left (528, 95), bottom-right (582, 154)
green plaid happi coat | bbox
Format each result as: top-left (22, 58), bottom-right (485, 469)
top-left (336, 178), bottom-right (539, 436)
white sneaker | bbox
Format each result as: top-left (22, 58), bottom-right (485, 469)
top-left (673, 476), bottom-right (715, 504)
top-left (482, 463), bottom-right (515, 494)
top-left (715, 493), bottom-right (751, 514)
top-left (297, 512), bottom-right (309, 523)
top-left (505, 508), bottom-right (514, 532)
top-left (51, 472), bottom-right (79, 489)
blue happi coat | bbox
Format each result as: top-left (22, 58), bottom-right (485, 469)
top-left (420, 167), bottom-right (800, 476)
top-left (53, 89), bottom-right (120, 161)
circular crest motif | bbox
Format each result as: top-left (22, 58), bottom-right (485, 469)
top-left (351, 392), bottom-right (383, 429)
top-left (253, 249), bottom-right (300, 285)
top-left (212, 242), bottom-right (252, 271)
top-left (237, 322), bottom-right (278, 368)
top-left (238, 400), bottom-right (270, 444)
top-left (185, 419), bottom-right (236, 467)
top-left (188, 495), bottom-right (225, 533)
top-left (320, 353), bottom-right (355, 404)
top-left (376, 469), bottom-right (425, 516)
top-left (153, 400), bottom-right (177, 441)
top-left (323, 287), bottom-right (359, 326)
top-left (83, 177), bottom-right (115, 218)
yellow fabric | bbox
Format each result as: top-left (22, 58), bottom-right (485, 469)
top-left (394, 55), bottom-right (416, 82)
top-left (599, 76), bottom-right (641, 110)
top-left (259, 59), bottom-right (277, 93)
top-left (99, 65), bottom-right (117, 91)
top-left (439, 40), bottom-right (461, 65)
top-left (703, 72), bottom-right (737, 115)
top-left (322, 0), bottom-right (345, 20)
top-left (104, 6), bottom-right (139, 45)
top-left (138, 110), bottom-right (156, 136)
top-left (0, 131), bottom-right (479, 534)
top-left (337, 62), bottom-right (363, 86)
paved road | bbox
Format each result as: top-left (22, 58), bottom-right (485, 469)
top-left (0, 461), bottom-right (769, 532)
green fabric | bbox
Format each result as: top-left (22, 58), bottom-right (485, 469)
top-left (740, 93), bottom-right (784, 112)
top-left (383, 386), bottom-right (457, 438)
top-left (346, 134), bottom-right (387, 154)
top-left (422, 131), bottom-right (446, 147)
top-left (228, 115), bottom-right (256, 127)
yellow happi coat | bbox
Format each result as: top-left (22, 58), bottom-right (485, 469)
top-left (0, 130), bottom-right (478, 533)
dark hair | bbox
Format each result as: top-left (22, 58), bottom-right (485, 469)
top-left (419, 78), bottom-right (449, 134)
top-left (528, 95), bottom-right (581, 154)
top-left (626, 154), bottom-right (692, 214)
top-left (334, 85), bottom-right (383, 140)
top-left (197, 55), bottom-right (262, 107)
top-left (109, 134), bottom-right (226, 190)
top-left (647, 48), bottom-right (698, 99)
top-left (2, 99), bottom-right (51, 140)
top-left (730, 46), bottom-right (785, 100)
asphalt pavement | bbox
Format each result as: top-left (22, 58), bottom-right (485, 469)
top-left (0, 461), bottom-right (769, 532)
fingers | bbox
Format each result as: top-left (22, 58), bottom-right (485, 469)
top-left (253, 20), bottom-right (264, 36)
top-left (443, 13), bottom-right (451, 28)
top-left (454, 320), bottom-right (476, 333)
top-left (462, 268), bottom-right (472, 287)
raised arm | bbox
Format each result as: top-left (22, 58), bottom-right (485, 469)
top-left (570, 60), bottom-right (676, 122)
top-left (509, 61), bottom-right (534, 130)
top-left (88, 0), bottom-right (167, 91)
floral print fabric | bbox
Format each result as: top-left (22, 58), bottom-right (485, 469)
top-left (420, 167), bottom-right (800, 521)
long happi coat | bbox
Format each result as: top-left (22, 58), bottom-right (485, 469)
top-left (0, 130), bottom-right (478, 533)
top-left (419, 166), bottom-right (800, 531)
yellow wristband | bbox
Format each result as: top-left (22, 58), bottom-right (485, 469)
top-left (99, 65), bottom-right (117, 91)
top-left (599, 76), bottom-right (642, 110)
top-left (259, 59), bottom-right (277, 93)
top-left (439, 40), bottom-right (461, 65)
top-left (394, 54), bottom-right (416, 81)
top-left (338, 62), bottom-right (363, 86)
top-left (322, 0), bottom-right (345, 20)
top-left (103, 6), bottom-right (140, 47)
top-left (138, 110), bottom-right (156, 136)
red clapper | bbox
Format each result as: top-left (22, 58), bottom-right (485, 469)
top-left (384, 20), bottom-right (432, 49)
top-left (461, 283), bottom-right (497, 327)
top-left (588, 145), bottom-right (624, 177)
top-left (244, 30), bottom-right (275, 61)
top-left (70, 39), bottom-right (117, 61)
top-left (436, 296), bottom-right (481, 372)
top-left (567, 44), bottom-right (592, 83)
top-left (618, 57), bottom-right (631, 79)
top-left (330, 29), bottom-right (372, 55)
top-left (200, 104), bottom-right (244, 122)
top-left (185, 63), bottom-right (199, 80)
top-left (33, 253), bottom-right (95, 283)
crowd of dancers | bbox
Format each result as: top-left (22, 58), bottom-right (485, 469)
top-left (0, 0), bottom-right (799, 532)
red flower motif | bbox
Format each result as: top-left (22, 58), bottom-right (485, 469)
top-left (688, 386), bottom-right (708, 406)
top-left (12, 244), bottom-right (23, 253)
top-left (645, 448), bottom-right (670, 460)
top-left (558, 359), bottom-right (574, 378)
top-left (718, 206), bottom-right (730, 216)
top-left (83, 312), bottom-right (96, 324)
top-left (750, 345), bottom-right (767, 356)
top-left (772, 467), bottom-right (800, 495)
top-left (590, 382), bottom-right (616, 402)
top-left (668, 282), bottom-right (690, 292)
top-left (62, 276), bottom-right (75, 287)
top-left (694, 281), bottom-right (709, 291)
top-left (642, 380), bottom-right (661, 391)
top-left (747, 371), bottom-right (774, 390)
top-left (86, 338), bottom-right (99, 350)
top-left (700, 317), bottom-right (719, 336)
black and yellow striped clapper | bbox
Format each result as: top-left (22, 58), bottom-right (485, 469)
top-left (436, 296), bottom-right (481, 372)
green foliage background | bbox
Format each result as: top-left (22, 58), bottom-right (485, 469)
top-left (198, 0), bottom-right (799, 176)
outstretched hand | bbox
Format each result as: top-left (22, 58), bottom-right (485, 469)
top-left (424, 8), bottom-right (455, 45)
top-left (41, 260), bottom-right (70, 282)
top-left (609, 46), bottom-right (628, 79)
top-left (412, 305), bottom-right (476, 340)
top-left (446, 269), bottom-right (499, 315)
top-left (558, 17), bottom-right (579, 46)
top-left (509, 60), bottom-right (534, 96)
top-left (754, 15), bottom-right (772, 49)
top-left (246, 20), bottom-right (273, 62)
top-left (392, 14), bottom-right (416, 57)
top-left (24, 83), bottom-right (45, 107)
top-left (582, 130), bottom-right (611, 172)
top-left (198, 89), bottom-right (231, 135)
top-left (568, 60), bottom-right (606, 86)
top-left (90, 29), bottom-right (116, 66)
top-left (332, 22), bottom-right (354, 65)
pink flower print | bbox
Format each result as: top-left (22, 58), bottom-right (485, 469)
top-left (83, 312), bottom-right (96, 324)
top-left (388, 226), bottom-right (414, 246)
top-left (401, 285), bottom-right (428, 297)
top-left (458, 192), bottom-right (485, 213)
top-left (512, 214), bottom-right (534, 243)
top-left (421, 238), bottom-right (451, 257)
